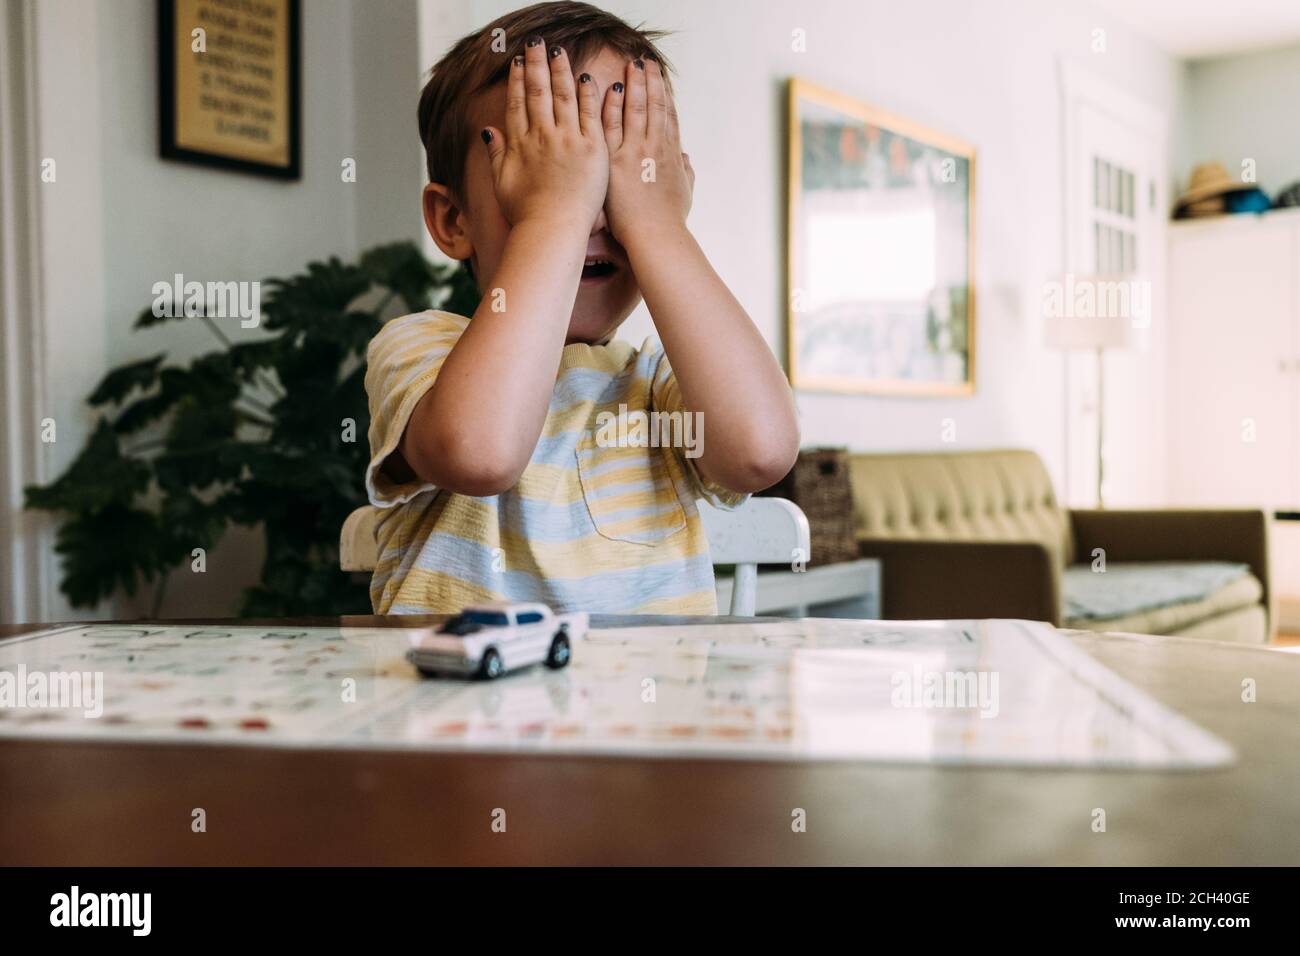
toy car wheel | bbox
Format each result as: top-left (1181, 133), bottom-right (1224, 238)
top-left (545, 633), bottom-right (571, 669)
top-left (479, 648), bottom-right (504, 680)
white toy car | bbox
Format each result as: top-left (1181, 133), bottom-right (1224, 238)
top-left (407, 603), bottom-right (587, 680)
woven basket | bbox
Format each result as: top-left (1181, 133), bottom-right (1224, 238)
top-left (760, 447), bottom-right (859, 565)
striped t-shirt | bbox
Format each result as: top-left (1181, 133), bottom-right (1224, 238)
top-left (364, 310), bottom-right (746, 615)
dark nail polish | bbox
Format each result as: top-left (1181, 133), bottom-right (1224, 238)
top-left (512, 55), bottom-right (524, 67)
top-left (579, 73), bottom-right (591, 83)
top-left (481, 129), bottom-right (492, 144)
top-left (549, 45), bottom-right (562, 59)
top-left (613, 81), bottom-right (624, 93)
top-left (634, 59), bottom-right (644, 70)
top-left (526, 35), bottom-right (542, 47)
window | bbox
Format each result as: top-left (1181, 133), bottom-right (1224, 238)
top-left (517, 611), bottom-right (543, 624)
top-left (465, 610), bottom-right (510, 626)
top-left (1092, 156), bottom-right (1139, 274)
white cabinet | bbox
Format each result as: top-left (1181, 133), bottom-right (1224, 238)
top-left (1167, 209), bottom-right (1300, 510)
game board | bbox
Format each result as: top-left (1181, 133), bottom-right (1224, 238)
top-left (0, 618), bottom-right (1233, 768)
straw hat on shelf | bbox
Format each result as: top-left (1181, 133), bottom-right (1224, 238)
top-left (1173, 161), bottom-right (1255, 218)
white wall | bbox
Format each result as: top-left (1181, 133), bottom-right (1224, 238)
top-left (24, 0), bottom-right (1184, 618)
top-left (352, 0), bottom-right (429, 251)
top-left (1179, 42), bottom-right (1300, 198)
top-left (97, 0), bottom-right (360, 371)
top-left (452, 0), bottom-right (1182, 498)
top-left (30, 0), bottom-right (111, 622)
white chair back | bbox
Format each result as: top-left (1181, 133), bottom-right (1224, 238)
top-left (698, 498), bottom-right (810, 615)
top-left (340, 496), bottom-right (812, 616)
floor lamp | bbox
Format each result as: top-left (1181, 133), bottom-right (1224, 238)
top-left (1044, 294), bottom-right (1133, 509)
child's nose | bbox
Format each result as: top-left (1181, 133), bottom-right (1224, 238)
top-left (589, 205), bottom-right (608, 235)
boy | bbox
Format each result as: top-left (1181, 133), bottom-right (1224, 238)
top-left (365, 2), bottom-right (799, 614)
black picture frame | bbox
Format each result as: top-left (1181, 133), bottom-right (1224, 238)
top-left (158, 0), bottom-right (302, 180)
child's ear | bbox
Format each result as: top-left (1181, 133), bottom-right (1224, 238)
top-left (423, 183), bottom-right (473, 261)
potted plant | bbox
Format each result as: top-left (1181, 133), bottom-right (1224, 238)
top-left (25, 241), bottom-right (479, 616)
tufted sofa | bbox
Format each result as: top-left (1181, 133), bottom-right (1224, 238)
top-left (847, 449), bottom-right (1271, 642)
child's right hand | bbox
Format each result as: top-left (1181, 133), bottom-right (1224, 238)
top-left (480, 37), bottom-right (609, 230)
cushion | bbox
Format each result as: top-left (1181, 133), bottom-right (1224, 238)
top-left (1063, 561), bottom-right (1262, 635)
top-left (1167, 604), bottom-right (1268, 644)
top-left (847, 449), bottom-right (1069, 564)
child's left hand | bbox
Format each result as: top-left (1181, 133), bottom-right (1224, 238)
top-left (601, 57), bottom-right (693, 246)
top-left (597, 60), bottom-right (799, 497)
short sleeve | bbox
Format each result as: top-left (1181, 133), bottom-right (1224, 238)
top-left (364, 310), bottom-right (469, 507)
top-left (648, 341), bottom-right (750, 510)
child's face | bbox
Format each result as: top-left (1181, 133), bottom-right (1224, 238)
top-left (459, 46), bottom-right (641, 345)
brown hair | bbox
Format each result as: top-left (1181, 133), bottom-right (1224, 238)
top-left (418, 1), bottom-right (672, 199)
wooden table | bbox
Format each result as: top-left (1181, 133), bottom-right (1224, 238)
top-left (2, 615), bottom-right (1298, 865)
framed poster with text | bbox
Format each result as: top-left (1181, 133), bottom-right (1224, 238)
top-left (158, 0), bottom-right (301, 179)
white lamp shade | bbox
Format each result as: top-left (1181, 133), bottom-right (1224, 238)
top-left (1043, 314), bottom-right (1133, 350)
top-left (1042, 274), bottom-right (1140, 351)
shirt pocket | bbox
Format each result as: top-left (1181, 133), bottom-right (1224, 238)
top-left (575, 431), bottom-right (687, 545)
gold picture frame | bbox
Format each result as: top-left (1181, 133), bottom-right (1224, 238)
top-left (787, 78), bottom-right (976, 396)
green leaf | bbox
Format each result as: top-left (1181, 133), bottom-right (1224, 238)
top-left (113, 390), bottom-right (181, 435)
top-left (88, 354), bottom-right (166, 406)
top-left (134, 304), bottom-right (188, 330)
top-left (360, 241), bottom-right (440, 311)
top-left (24, 420), bottom-right (151, 515)
top-left (227, 339), bottom-right (283, 378)
top-left (259, 257), bottom-right (371, 336)
top-left (52, 505), bottom-right (169, 607)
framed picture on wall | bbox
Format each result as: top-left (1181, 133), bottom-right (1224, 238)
top-left (787, 78), bottom-right (976, 396)
top-left (158, 0), bottom-right (301, 179)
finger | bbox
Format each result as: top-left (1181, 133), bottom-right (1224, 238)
top-left (548, 44), bottom-right (578, 128)
top-left (505, 54), bottom-right (527, 140)
top-left (577, 71), bottom-right (601, 137)
top-left (481, 126), bottom-right (506, 181)
top-left (644, 56), bottom-right (668, 141)
top-left (665, 84), bottom-right (681, 144)
top-left (623, 57), bottom-right (647, 143)
top-left (523, 34), bottom-right (553, 128)
top-left (602, 79), bottom-right (624, 150)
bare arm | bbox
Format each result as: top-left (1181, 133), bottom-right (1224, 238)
top-left (602, 58), bottom-right (799, 493)
top-left (400, 218), bottom-right (588, 496)
top-left (627, 225), bottom-right (799, 493)
top-left (399, 41), bottom-right (608, 496)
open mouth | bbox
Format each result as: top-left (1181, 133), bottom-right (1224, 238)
top-left (581, 257), bottom-right (619, 282)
